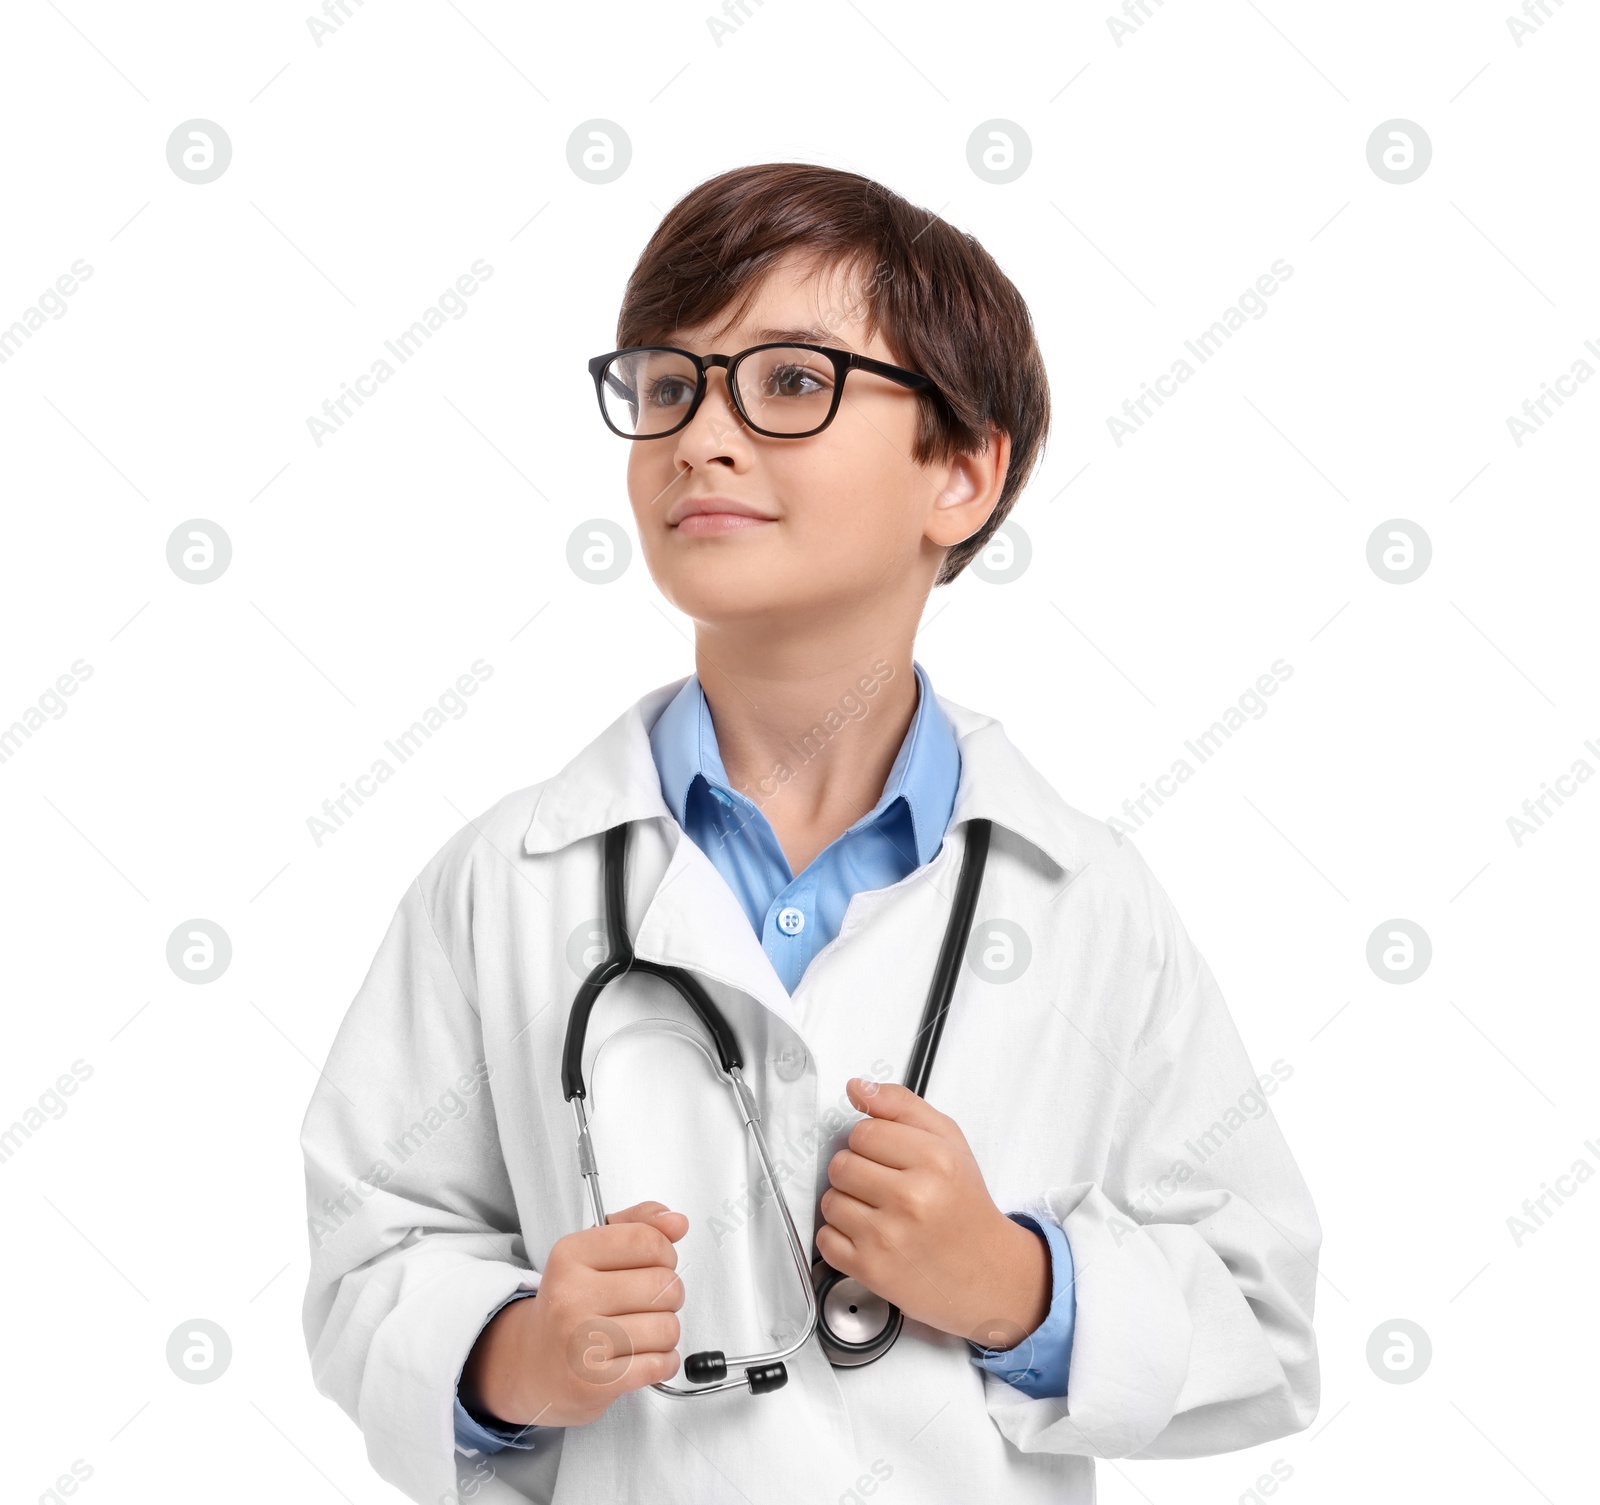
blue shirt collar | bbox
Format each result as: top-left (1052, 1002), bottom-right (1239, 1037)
top-left (649, 660), bottom-right (959, 867)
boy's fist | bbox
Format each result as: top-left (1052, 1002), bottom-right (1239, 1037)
top-left (459, 1200), bottom-right (689, 1430)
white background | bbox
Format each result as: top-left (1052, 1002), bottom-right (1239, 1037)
top-left (1, 1), bottom-right (1595, 1501)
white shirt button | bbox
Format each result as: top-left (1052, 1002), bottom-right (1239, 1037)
top-left (772, 1045), bottom-right (808, 1082)
top-left (776, 905), bottom-right (805, 936)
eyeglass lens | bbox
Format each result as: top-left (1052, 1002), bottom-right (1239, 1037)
top-left (600, 347), bottom-right (837, 436)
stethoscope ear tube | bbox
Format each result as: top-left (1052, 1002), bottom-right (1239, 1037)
top-left (561, 822), bottom-right (746, 1103)
top-left (562, 819), bottom-right (821, 1399)
top-left (809, 819), bottom-right (993, 1368)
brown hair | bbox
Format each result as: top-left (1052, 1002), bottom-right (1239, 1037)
top-left (614, 162), bottom-right (1051, 585)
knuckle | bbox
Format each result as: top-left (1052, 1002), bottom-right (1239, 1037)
top-left (655, 1271), bottom-right (685, 1309)
top-left (897, 1184), bottom-right (929, 1224)
top-left (541, 1280), bottom-right (577, 1322)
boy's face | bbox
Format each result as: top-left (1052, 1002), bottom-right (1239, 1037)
top-left (622, 251), bottom-right (1006, 631)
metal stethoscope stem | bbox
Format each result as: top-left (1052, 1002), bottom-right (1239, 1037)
top-left (561, 817), bottom-right (991, 1396)
top-left (569, 1060), bottom-right (819, 1397)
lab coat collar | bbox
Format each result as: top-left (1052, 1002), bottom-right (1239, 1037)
top-left (521, 676), bottom-right (1084, 879)
top-left (521, 678), bottom-right (690, 857)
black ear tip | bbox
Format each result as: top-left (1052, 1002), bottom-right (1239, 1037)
top-left (684, 1350), bottom-right (727, 1384)
top-left (747, 1362), bottom-right (788, 1395)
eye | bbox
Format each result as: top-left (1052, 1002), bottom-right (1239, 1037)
top-left (764, 362), bottom-right (829, 399)
top-left (644, 374), bottom-right (695, 409)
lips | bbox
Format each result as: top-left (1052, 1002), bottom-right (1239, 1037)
top-left (666, 495), bottom-right (777, 531)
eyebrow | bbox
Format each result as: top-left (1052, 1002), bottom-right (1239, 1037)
top-left (752, 325), bottom-right (836, 344)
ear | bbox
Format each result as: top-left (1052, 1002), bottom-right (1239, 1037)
top-left (923, 423), bottom-right (1012, 550)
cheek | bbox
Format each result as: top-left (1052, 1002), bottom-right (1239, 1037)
top-left (627, 448), bottom-right (679, 523)
top-left (788, 450), bottom-right (917, 556)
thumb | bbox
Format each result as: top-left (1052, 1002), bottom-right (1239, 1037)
top-left (607, 1200), bottom-right (690, 1241)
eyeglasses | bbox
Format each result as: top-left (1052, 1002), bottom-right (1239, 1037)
top-left (587, 342), bottom-right (939, 440)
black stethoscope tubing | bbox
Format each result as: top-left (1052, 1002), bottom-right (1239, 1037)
top-left (560, 816), bottom-right (992, 1396)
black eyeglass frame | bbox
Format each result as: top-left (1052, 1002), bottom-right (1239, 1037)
top-left (587, 342), bottom-right (941, 441)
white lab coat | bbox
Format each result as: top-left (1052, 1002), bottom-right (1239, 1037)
top-left (300, 679), bottom-right (1321, 1505)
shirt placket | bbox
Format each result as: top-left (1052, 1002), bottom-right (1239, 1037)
top-left (764, 867), bottom-right (819, 994)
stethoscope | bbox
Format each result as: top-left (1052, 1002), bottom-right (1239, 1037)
top-left (561, 816), bottom-right (992, 1399)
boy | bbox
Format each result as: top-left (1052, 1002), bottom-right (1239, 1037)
top-left (301, 162), bottom-right (1321, 1505)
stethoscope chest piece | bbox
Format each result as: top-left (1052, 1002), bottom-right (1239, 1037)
top-left (804, 815), bottom-right (992, 1371)
top-left (811, 1254), bottom-right (903, 1366)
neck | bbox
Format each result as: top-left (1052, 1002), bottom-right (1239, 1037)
top-left (691, 627), bottom-right (920, 875)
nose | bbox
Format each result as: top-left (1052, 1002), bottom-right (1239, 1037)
top-left (674, 366), bottom-right (748, 461)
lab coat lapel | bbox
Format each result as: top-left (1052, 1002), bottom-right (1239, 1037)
top-left (522, 676), bottom-right (1090, 1062)
top-left (631, 819), bottom-right (801, 1031)
top-left (522, 675), bottom-right (803, 1038)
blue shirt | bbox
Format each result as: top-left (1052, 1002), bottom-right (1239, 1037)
top-left (453, 663), bottom-right (1074, 1453)
top-left (649, 659), bottom-right (962, 993)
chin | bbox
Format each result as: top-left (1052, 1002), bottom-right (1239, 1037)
top-left (657, 569), bottom-right (797, 624)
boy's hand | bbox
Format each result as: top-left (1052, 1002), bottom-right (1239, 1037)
top-left (459, 1200), bottom-right (688, 1430)
top-left (817, 1079), bottom-right (1051, 1351)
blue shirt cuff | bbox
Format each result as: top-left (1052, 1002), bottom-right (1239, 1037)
top-left (453, 1290), bottom-right (556, 1454)
top-left (966, 1211), bottom-right (1075, 1399)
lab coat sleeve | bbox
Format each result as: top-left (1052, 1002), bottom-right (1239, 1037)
top-left (979, 947), bottom-right (1321, 1459)
top-left (299, 875), bottom-right (546, 1503)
